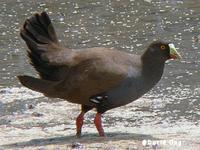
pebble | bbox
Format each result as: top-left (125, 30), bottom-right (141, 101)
top-left (32, 112), bottom-right (43, 117)
top-left (71, 142), bottom-right (83, 149)
top-left (28, 104), bottom-right (34, 109)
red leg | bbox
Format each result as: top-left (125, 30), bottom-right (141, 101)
top-left (76, 112), bottom-right (85, 137)
top-left (94, 113), bottom-right (105, 137)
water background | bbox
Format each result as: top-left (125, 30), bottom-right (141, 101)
top-left (0, 0), bottom-right (200, 145)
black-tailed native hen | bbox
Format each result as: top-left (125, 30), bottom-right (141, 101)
top-left (18, 12), bottom-right (181, 137)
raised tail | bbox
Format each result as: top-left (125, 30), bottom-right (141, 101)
top-left (20, 11), bottom-right (62, 81)
top-left (18, 75), bottom-right (55, 96)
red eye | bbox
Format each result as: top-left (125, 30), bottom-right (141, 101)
top-left (160, 45), bottom-right (166, 50)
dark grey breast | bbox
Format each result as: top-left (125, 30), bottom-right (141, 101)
top-left (89, 45), bottom-right (167, 113)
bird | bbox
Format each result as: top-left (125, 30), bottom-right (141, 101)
top-left (18, 11), bottom-right (181, 137)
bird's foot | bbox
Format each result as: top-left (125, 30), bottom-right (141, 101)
top-left (76, 132), bottom-right (82, 138)
top-left (94, 113), bottom-right (105, 137)
top-left (76, 112), bottom-right (85, 138)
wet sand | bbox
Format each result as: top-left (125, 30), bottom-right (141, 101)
top-left (0, 87), bottom-right (199, 150)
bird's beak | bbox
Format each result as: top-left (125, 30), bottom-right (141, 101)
top-left (168, 43), bottom-right (182, 59)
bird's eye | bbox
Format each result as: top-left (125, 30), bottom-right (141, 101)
top-left (160, 45), bottom-right (166, 50)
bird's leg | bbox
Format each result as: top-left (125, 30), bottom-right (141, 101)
top-left (76, 105), bottom-right (93, 137)
top-left (94, 113), bottom-right (105, 137)
top-left (76, 112), bottom-right (85, 137)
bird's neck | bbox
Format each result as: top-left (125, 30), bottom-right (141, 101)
top-left (141, 56), bottom-right (165, 84)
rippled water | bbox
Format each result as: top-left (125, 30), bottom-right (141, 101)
top-left (0, 0), bottom-right (200, 144)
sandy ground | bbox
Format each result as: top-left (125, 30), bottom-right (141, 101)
top-left (0, 87), bottom-right (199, 150)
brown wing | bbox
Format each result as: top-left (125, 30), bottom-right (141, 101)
top-left (53, 56), bottom-right (129, 105)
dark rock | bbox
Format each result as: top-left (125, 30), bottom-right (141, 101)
top-left (28, 104), bottom-right (34, 109)
top-left (32, 112), bottom-right (43, 117)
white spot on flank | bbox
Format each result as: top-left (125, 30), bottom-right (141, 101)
top-left (97, 96), bottom-right (103, 99)
top-left (90, 99), bottom-right (100, 104)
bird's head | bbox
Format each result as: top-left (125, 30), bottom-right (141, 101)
top-left (142, 41), bottom-right (182, 62)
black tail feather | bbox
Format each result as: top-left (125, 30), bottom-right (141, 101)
top-left (20, 11), bottom-right (61, 81)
